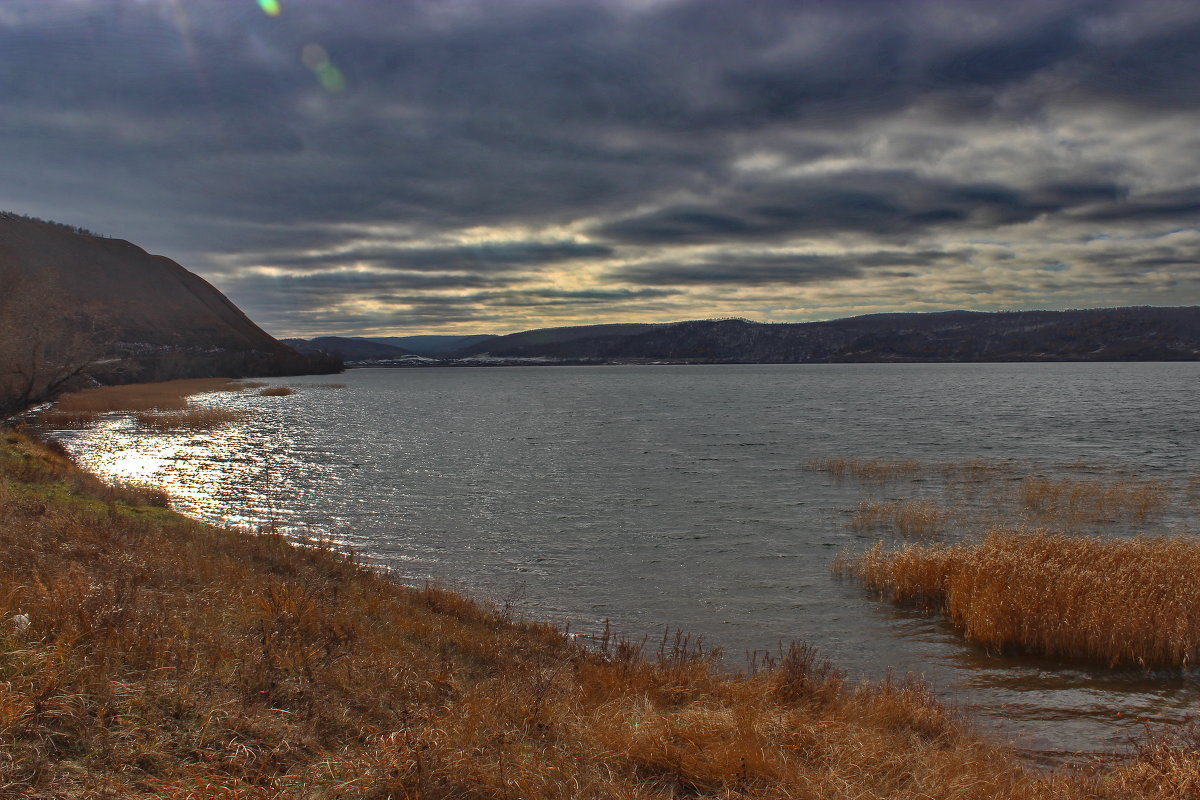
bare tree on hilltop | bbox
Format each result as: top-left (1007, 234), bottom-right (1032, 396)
top-left (0, 267), bottom-right (111, 419)
top-left (0, 210), bottom-right (109, 238)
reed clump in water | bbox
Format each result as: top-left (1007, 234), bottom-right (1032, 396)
top-left (51, 377), bottom-right (242, 413)
top-left (34, 409), bottom-right (105, 429)
top-left (258, 386), bottom-right (295, 397)
top-left (812, 457), bottom-right (922, 483)
top-left (37, 378), bottom-right (244, 429)
top-left (1019, 476), bottom-right (1169, 523)
top-left (851, 499), bottom-right (949, 538)
top-left (6, 430), bottom-right (1197, 797)
top-left (836, 529), bottom-right (1200, 668)
top-left (1187, 475), bottom-right (1200, 502)
top-left (941, 459), bottom-right (1022, 485)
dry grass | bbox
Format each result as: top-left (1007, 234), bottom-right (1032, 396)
top-left (1019, 476), bottom-right (1169, 523)
top-left (3, 432), bottom-right (1198, 797)
top-left (258, 386), bottom-right (295, 397)
top-left (811, 457), bottom-right (922, 483)
top-left (836, 528), bottom-right (1200, 668)
top-left (851, 499), bottom-right (950, 538)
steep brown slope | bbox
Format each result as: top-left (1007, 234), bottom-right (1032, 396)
top-left (0, 213), bottom-right (285, 351)
top-left (0, 213), bottom-right (336, 415)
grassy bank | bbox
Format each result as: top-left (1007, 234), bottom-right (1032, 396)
top-left (4, 433), bottom-right (1200, 797)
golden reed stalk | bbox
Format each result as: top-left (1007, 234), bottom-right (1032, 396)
top-left (837, 528), bottom-right (1200, 668)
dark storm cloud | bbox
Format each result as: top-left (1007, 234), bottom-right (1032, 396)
top-left (594, 175), bottom-right (1126, 245)
top-left (1077, 243), bottom-right (1200, 277)
top-left (1074, 188), bottom-right (1200, 224)
top-left (3, 0), bottom-right (1200, 332)
top-left (1068, 17), bottom-right (1200, 110)
top-left (239, 276), bottom-right (675, 311)
top-left (220, 269), bottom-right (526, 322)
top-left (235, 279), bottom-right (679, 336)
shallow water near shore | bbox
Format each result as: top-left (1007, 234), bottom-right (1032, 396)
top-left (52, 362), bottom-right (1200, 760)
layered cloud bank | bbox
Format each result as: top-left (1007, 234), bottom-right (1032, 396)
top-left (3, 0), bottom-right (1199, 335)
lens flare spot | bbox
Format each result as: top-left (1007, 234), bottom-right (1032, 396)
top-left (316, 63), bottom-right (346, 92)
top-left (301, 43), bottom-right (329, 70)
top-left (258, 0), bottom-right (281, 16)
top-left (302, 43), bottom-right (345, 93)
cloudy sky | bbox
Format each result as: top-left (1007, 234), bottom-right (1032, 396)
top-left (3, 0), bottom-right (1200, 337)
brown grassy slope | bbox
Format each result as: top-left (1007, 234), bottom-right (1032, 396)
top-left (836, 530), bottom-right (1200, 669)
top-left (2, 433), bottom-right (1199, 798)
top-left (0, 214), bottom-right (287, 352)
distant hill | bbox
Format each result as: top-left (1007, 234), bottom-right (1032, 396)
top-left (283, 336), bottom-right (417, 361)
top-left (0, 212), bottom-right (337, 415)
top-left (367, 334), bottom-right (496, 356)
top-left (452, 323), bottom-right (666, 358)
top-left (264, 307), bottom-right (1200, 373)
top-left (448, 308), bottom-right (1200, 362)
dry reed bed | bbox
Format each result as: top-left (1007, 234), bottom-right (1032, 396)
top-left (836, 529), bottom-right (1200, 669)
top-left (34, 409), bottom-right (106, 429)
top-left (258, 386), bottom-right (295, 397)
top-left (40, 405), bottom-right (243, 432)
top-left (851, 499), bottom-right (950, 538)
top-left (37, 377), bottom-right (251, 432)
top-left (50, 377), bottom-right (245, 413)
top-left (811, 457), bottom-right (923, 483)
top-left (133, 407), bottom-right (244, 431)
top-left (1019, 476), bottom-right (1169, 523)
top-left (815, 457), bottom-right (1019, 489)
top-left (3, 432), bottom-right (1199, 797)
top-left (817, 456), bottom-right (1178, 537)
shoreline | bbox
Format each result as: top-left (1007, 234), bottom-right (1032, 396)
top-left (34, 379), bottom-right (1200, 753)
top-left (5, 424), bottom-right (1200, 795)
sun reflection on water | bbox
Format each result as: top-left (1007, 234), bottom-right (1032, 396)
top-left (52, 386), bottom-right (322, 537)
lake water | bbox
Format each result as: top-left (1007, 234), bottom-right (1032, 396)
top-left (53, 363), bottom-right (1200, 761)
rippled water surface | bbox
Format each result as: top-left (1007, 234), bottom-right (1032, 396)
top-left (55, 363), bottom-right (1200, 759)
